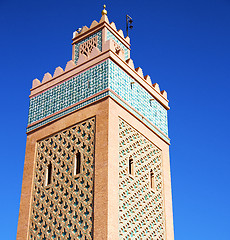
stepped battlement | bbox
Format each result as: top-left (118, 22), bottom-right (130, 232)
top-left (31, 13), bottom-right (168, 105)
top-left (28, 8), bottom-right (169, 143)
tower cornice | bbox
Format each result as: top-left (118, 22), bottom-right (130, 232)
top-left (29, 45), bottom-right (169, 109)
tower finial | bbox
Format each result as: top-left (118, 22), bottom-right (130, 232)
top-left (102, 4), bottom-right (107, 16)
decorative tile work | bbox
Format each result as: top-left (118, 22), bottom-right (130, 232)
top-left (119, 119), bottom-right (165, 239)
top-left (29, 118), bottom-right (95, 240)
top-left (108, 60), bottom-right (168, 135)
top-left (106, 30), bottom-right (129, 60)
top-left (28, 60), bottom-right (168, 139)
top-left (28, 60), bottom-right (109, 126)
top-left (27, 91), bottom-right (109, 133)
top-left (74, 30), bottom-right (102, 64)
top-left (109, 91), bottom-right (170, 143)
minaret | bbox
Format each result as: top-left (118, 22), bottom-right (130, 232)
top-left (17, 6), bottom-right (174, 240)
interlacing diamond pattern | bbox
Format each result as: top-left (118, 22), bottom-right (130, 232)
top-left (79, 36), bottom-right (98, 57)
top-left (74, 30), bottom-right (102, 64)
top-left (29, 118), bottom-right (95, 240)
top-left (119, 119), bottom-right (165, 240)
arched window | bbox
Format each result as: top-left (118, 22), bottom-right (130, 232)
top-left (129, 157), bottom-right (134, 175)
top-left (74, 152), bottom-right (81, 175)
top-left (150, 170), bottom-right (154, 189)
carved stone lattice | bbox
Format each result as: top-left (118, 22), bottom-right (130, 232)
top-left (79, 36), bottom-right (98, 57)
top-left (29, 118), bottom-right (95, 240)
top-left (119, 119), bottom-right (165, 239)
top-left (112, 39), bottom-right (125, 56)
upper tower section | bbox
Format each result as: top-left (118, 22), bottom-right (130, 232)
top-left (28, 6), bottom-right (170, 143)
top-left (72, 5), bottom-right (130, 64)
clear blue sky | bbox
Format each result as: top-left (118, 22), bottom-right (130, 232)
top-left (1, 0), bottom-right (230, 239)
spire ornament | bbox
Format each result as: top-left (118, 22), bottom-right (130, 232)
top-left (102, 4), bottom-right (107, 16)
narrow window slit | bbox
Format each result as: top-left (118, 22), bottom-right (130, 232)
top-left (150, 170), bottom-right (154, 189)
top-left (130, 82), bottom-right (135, 89)
top-left (129, 157), bottom-right (134, 175)
top-left (46, 163), bottom-right (52, 186)
top-left (74, 152), bottom-right (81, 175)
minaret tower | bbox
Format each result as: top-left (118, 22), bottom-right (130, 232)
top-left (17, 6), bottom-right (174, 240)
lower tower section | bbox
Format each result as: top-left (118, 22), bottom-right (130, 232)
top-left (119, 119), bottom-right (165, 239)
top-left (29, 118), bottom-right (95, 240)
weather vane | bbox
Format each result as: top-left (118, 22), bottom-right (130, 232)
top-left (126, 15), bottom-right (133, 37)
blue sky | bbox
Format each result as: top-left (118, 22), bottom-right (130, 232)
top-left (0, 0), bottom-right (230, 239)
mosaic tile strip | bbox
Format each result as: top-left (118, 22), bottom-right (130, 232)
top-left (106, 30), bottom-right (129, 60)
top-left (28, 59), bottom-right (168, 138)
top-left (28, 60), bottom-right (109, 126)
top-left (27, 91), bottom-right (109, 133)
top-left (108, 60), bottom-right (168, 135)
top-left (109, 91), bottom-right (170, 143)
top-left (74, 30), bottom-right (102, 64)
top-left (29, 118), bottom-right (95, 240)
top-left (119, 119), bottom-right (165, 239)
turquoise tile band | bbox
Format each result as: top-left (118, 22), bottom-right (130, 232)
top-left (28, 60), bottom-right (109, 126)
top-left (28, 59), bottom-right (168, 139)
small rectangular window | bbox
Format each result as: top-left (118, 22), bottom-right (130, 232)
top-left (150, 170), bottom-right (154, 189)
top-left (130, 82), bottom-right (135, 89)
top-left (45, 163), bottom-right (52, 186)
top-left (74, 152), bottom-right (81, 175)
top-left (129, 158), bottom-right (134, 175)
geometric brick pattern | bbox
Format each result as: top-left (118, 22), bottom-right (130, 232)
top-left (74, 30), bottom-right (102, 64)
top-left (119, 119), bottom-right (165, 239)
top-left (28, 118), bottom-right (95, 240)
top-left (106, 30), bottom-right (129, 60)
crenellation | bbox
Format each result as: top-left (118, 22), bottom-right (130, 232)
top-left (117, 29), bottom-right (124, 38)
top-left (160, 90), bottom-right (167, 99)
top-left (110, 22), bottom-right (117, 31)
top-left (126, 58), bottom-right (135, 69)
top-left (80, 25), bottom-right (89, 34)
top-left (152, 83), bottom-right (160, 93)
top-left (32, 78), bottom-right (41, 88)
top-left (125, 35), bottom-right (130, 44)
top-left (31, 39), bottom-right (168, 101)
top-left (65, 60), bottom-right (75, 71)
top-left (42, 72), bottom-right (52, 83)
top-left (144, 75), bottom-right (152, 85)
top-left (135, 67), bottom-right (144, 78)
top-left (53, 66), bottom-right (64, 77)
top-left (90, 20), bottom-right (99, 28)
